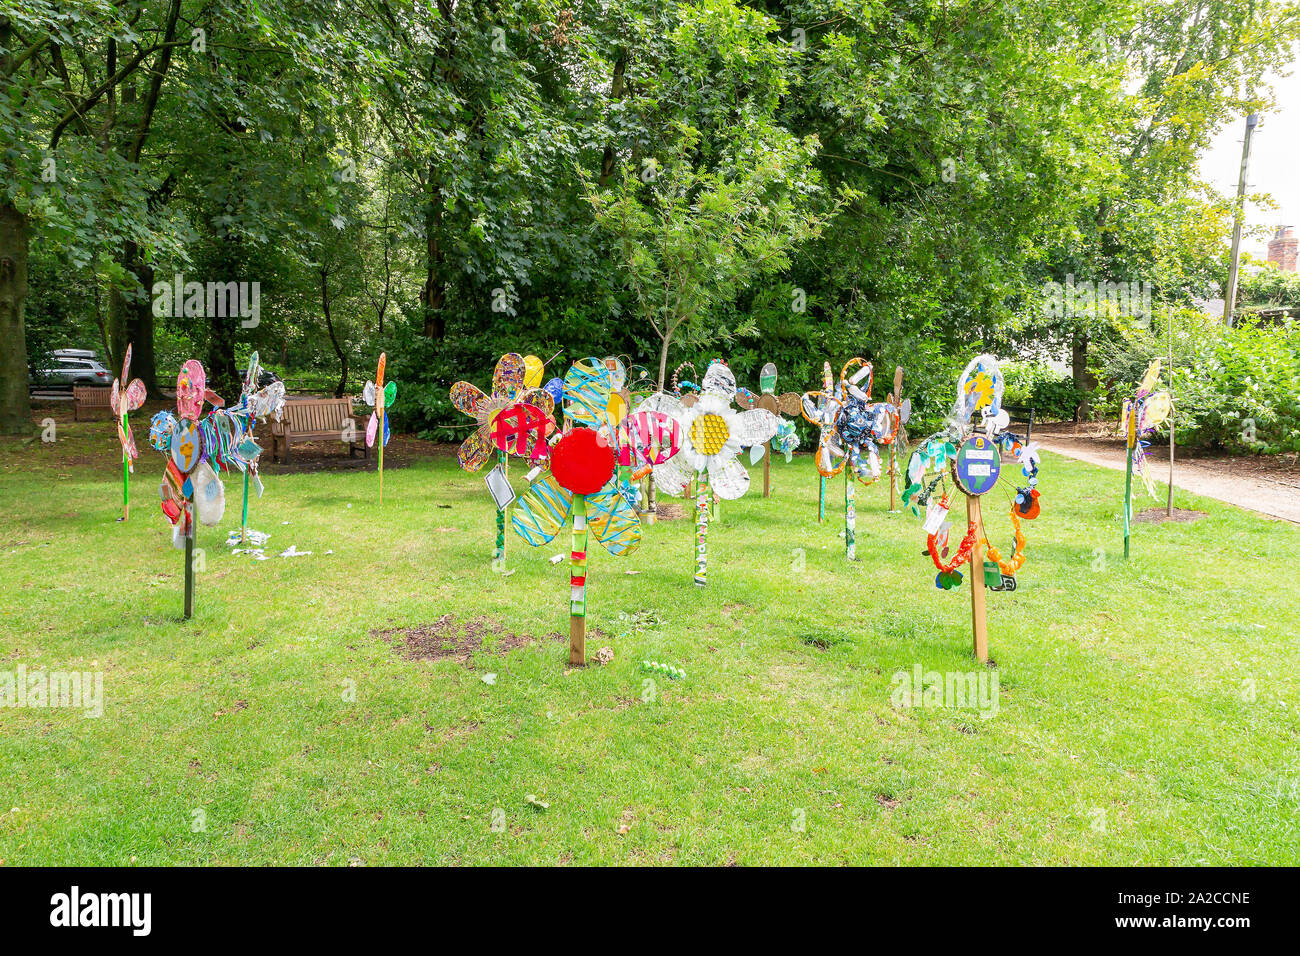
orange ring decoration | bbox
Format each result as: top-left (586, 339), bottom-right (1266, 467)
top-left (927, 518), bottom-right (979, 573)
top-left (983, 502), bottom-right (1026, 574)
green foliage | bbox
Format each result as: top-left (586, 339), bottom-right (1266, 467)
top-left (1002, 362), bottom-right (1089, 422)
top-left (1171, 318), bottom-right (1300, 454)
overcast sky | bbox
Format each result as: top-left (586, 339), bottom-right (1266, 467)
top-left (1198, 61), bottom-right (1300, 259)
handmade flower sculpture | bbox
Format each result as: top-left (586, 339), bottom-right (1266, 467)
top-left (217, 352), bottom-right (286, 544)
top-left (110, 344), bottom-right (147, 521)
top-left (734, 362), bottom-right (802, 497)
top-left (363, 353), bottom-right (397, 504)
top-left (799, 359), bottom-right (906, 559)
top-left (901, 354), bottom-right (1043, 604)
top-left (512, 357), bottom-right (680, 665)
top-left (452, 352), bottom-right (559, 565)
top-left (147, 360), bottom-right (226, 619)
top-left (1119, 359), bottom-right (1172, 558)
top-left (644, 360), bottom-right (777, 585)
top-left (800, 362), bottom-right (841, 524)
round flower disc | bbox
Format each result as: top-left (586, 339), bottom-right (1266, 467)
top-left (550, 427), bottom-right (615, 495)
top-left (689, 413), bottom-right (730, 456)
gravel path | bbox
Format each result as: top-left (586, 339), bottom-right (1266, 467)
top-left (1035, 431), bottom-right (1300, 524)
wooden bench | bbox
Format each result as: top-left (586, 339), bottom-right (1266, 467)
top-left (270, 397), bottom-right (368, 463)
top-left (73, 387), bottom-right (114, 421)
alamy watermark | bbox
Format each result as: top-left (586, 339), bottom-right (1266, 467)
top-left (889, 664), bottom-right (999, 719)
top-left (152, 272), bottom-right (260, 328)
top-left (1, 665), bottom-right (103, 718)
top-left (1042, 274), bottom-right (1153, 324)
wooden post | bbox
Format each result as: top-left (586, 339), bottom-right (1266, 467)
top-left (763, 443), bottom-right (771, 497)
top-left (183, 507), bottom-right (194, 621)
top-left (888, 445), bottom-right (896, 513)
top-left (569, 494), bottom-right (588, 665)
top-left (968, 494), bottom-right (987, 663)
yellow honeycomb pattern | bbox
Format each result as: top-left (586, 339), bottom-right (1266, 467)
top-left (690, 413), bottom-right (730, 456)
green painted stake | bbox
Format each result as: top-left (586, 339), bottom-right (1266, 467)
top-left (121, 412), bottom-right (130, 521)
top-left (1123, 443), bottom-right (1133, 560)
top-left (495, 450), bottom-right (507, 568)
top-left (183, 510), bottom-right (194, 621)
top-left (845, 467), bottom-right (856, 560)
top-left (241, 469), bottom-right (250, 543)
top-left (818, 476), bottom-right (826, 524)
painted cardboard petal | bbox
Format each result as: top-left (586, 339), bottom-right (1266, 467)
top-left (523, 355), bottom-right (544, 389)
top-left (117, 418), bottom-right (139, 464)
top-left (760, 362), bottom-right (778, 394)
top-left (701, 360), bottom-right (736, 400)
top-left (710, 456), bottom-right (751, 500)
top-left (384, 380), bottom-right (397, 407)
top-left (493, 353), bottom-right (526, 398)
top-left (778, 392), bottom-right (802, 417)
top-left (457, 428), bottom-right (495, 472)
top-left (625, 409), bottom-right (683, 466)
top-left (1141, 391), bottom-right (1171, 432)
top-left (587, 481), bottom-right (642, 556)
top-left (176, 360), bottom-right (207, 420)
top-left (450, 381), bottom-right (485, 416)
top-left (730, 408), bottom-right (779, 447)
top-left (563, 357), bottom-right (613, 429)
top-left (511, 471), bottom-right (573, 547)
top-left (651, 446), bottom-right (694, 495)
top-left (363, 380), bottom-right (377, 407)
top-left (366, 411), bottom-right (379, 448)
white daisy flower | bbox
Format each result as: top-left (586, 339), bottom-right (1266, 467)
top-left (647, 379), bottom-right (778, 501)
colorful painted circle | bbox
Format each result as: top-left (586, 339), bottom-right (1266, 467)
top-left (170, 419), bottom-right (204, 474)
top-left (954, 434), bottom-right (1001, 496)
top-left (550, 427), bottom-right (615, 495)
top-left (690, 413), bottom-right (729, 456)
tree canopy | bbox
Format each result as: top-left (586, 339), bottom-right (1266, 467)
top-left (3, 0), bottom-right (1297, 435)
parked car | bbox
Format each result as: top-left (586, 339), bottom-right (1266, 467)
top-left (29, 352), bottom-right (114, 390)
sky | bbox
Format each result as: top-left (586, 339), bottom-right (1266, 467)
top-left (1198, 61), bottom-right (1300, 260)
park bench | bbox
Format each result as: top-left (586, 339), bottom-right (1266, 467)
top-left (72, 387), bottom-right (114, 421)
top-left (1001, 404), bottom-right (1036, 442)
top-left (270, 397), bottom-right (368, 464)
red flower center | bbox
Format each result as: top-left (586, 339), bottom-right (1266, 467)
top-left (550, 427), bottom-right (615, 496)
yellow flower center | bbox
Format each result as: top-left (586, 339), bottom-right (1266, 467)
top-left (690, 413), bottom-right (730, 456)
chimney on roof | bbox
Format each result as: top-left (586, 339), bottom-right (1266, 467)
top-left (1268, 226), bottom-right (1297, 272)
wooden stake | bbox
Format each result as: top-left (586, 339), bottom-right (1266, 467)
top-left (968, 494), bottom-right (987, 663)
top-left (763, 443), bottom-right (771, 497)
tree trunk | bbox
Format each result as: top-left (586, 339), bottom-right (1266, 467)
top-left (321, 267), bottom-right (348, 397)
top-left (420, 170), bottom-right (445, 339)
top-left (0, 201), bottom-right (31, 435)
top-left (1071, 332), bottom-right (1095, 421)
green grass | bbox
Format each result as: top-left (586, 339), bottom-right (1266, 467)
top-left (1, 419), bottom-right (1297, 865)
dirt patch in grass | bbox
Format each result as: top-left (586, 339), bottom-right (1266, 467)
top-left (653, 501), bottom-right (686, 521)
top-left (375, 613), bottom-right (601, 665)
top-left (1133, 507), bottom-right (1206, 524)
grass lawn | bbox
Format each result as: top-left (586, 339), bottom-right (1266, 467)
top-left (1, 416), bottom-right (1297, 865)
